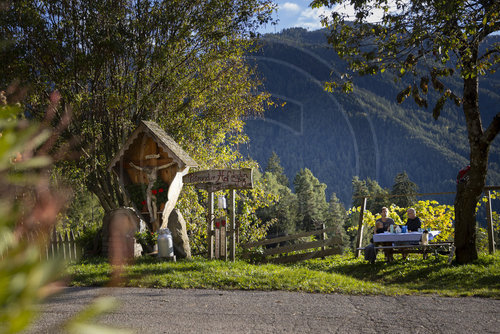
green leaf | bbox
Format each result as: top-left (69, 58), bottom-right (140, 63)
top-left (396, 86), bottom-right (411, 104)
top-left (420, 77), bottom-right (429, 94)
top-left (433, 96), bottom-right (447, 120)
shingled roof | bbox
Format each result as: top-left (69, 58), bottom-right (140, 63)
top-left (107, 120), bottom-right (198, 173)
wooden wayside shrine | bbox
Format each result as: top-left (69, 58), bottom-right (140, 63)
top-left (108, 121), bottom-right (198, 232)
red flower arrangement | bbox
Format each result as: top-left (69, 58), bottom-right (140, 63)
top-left (125, 181), bottom-right (169, 210)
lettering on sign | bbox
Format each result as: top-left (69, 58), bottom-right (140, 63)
top-left (183, 168), bottom-right (253, 190)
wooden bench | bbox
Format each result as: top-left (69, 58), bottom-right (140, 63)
top-left (357, 242), bottom-right (455, 264)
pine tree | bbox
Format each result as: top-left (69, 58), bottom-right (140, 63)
top-left (391, 172), bottom-right (419, 208)
top-left (326, 193), bottom-right (347, 251)
top-left (348, 176), bottom-right (389, 249)
top-left (351, 176), bottom-right (369, 208)
top-left (265, 152), bottom-right (289, 187)
top-left (351, 176), bottom-right (389, 213)
top-left (257, 172), bottom-right (297, 237)
top-left (366, 178), bottom-right (389, 213)
top-left (294, 168), bottom-right (328, 231)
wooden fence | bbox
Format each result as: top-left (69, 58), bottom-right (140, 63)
top-left (26, 229), bottom-right (83, 261)
top-left (241, 225), bottom-right (343, 264)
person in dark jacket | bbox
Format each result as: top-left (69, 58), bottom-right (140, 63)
top-left (402, 208), bottom-right (422, 259)
top-left (406, 208), bottom-right (422, 232)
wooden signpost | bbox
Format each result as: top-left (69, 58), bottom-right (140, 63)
top-left (183, 168), bottom-right (253, 261)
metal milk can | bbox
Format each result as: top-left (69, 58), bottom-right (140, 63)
top-left (158, 228), bottom-right (174, 257)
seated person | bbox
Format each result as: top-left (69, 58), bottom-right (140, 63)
top-left (406, 208), bottom-right (422, 232)
top-left (402, 208), bottom-right (422, 259)
top-left (374, 207), bottom-right (395, 262)
top-left (375, 207), bottom-right (395, 234)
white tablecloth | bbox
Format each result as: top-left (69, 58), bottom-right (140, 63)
top-left (373, 231), bottom-right (440, 243)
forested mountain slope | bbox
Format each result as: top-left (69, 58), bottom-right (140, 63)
top-left (243, 28), bottom-right (500, 206)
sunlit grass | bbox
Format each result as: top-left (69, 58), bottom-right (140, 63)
top-left (67, 252), bottom-right (500, 298)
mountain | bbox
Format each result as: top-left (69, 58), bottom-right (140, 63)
top-left (243, 28), bottom-right (500, 206)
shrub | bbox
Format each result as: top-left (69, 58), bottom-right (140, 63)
top-left (135, 230), bottom-right (158, 253)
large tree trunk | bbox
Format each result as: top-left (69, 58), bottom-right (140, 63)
top-left (454, 168), bottom-right (483, 264)
top-left (86, 166), bottom-right (123, 213)
top-left (454, 60), bottom-right (487, 264)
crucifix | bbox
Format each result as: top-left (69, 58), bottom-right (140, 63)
top-left (129, 161), bottom-right (175, 231)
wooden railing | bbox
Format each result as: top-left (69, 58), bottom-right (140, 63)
top-left (241, 225), bottom-right (343, 264)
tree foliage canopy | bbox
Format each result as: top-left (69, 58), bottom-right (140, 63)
top-left (0, 0), bottom-right (275, 212)
top-left (312, 0), bottom-right (499, 112)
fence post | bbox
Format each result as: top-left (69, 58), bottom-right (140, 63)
top-left (75, 231), bottom-right (83, 259)
top-left (207, 192), bottom-right (214, 259)
top-left (320, 223), bottom-right (326, 259)
top-left (485, 190), bottom-right (496, 254)
top-left (59, 232), bottom-right (66, 260)
top-left (214, 218), bottom-right (220, 259)
top-left (71, 231), bottom-right (77, 260)
top-left (221, 218), bottom-right (227, 261)
top-left (355, 197), bottom-right (367, 258)
top-left (66, 231), bottom-right (73, 260)
top-left (229, 189), bottom-right (236, 262)
top-left (51, 228), bottom-right (57, 258)
top-left (66, 231), bottom-right (73, 261)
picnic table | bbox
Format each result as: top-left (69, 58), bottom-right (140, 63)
top-left (361, 230), bottom-right (455, 263)
top-left (372, 230), bottom-right (440, 243)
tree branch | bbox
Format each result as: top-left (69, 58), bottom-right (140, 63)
top-left (483, 112), bottom-right (500, 145)
top-left (480, 18), bottom-right (500, 39)
top-left (478, 47), bottom-right (499, 62)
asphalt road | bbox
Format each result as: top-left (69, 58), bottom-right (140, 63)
top-left (25, 287), bottom-right (500, 334)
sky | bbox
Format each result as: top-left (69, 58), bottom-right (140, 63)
top-left (259, 1), bottom-right (387, 34)
top-left (263, 1), bottom-right (500, 36)
top-left (259, 0), bottom-right (331, 33)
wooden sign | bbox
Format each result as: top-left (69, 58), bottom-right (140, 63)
top-left (183, 168), bottom-right (253, 190)
top-left (214, 217), bottom-right (227, 260)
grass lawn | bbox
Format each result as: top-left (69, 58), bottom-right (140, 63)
top-left (67, 252), bottom-right (500, 298)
